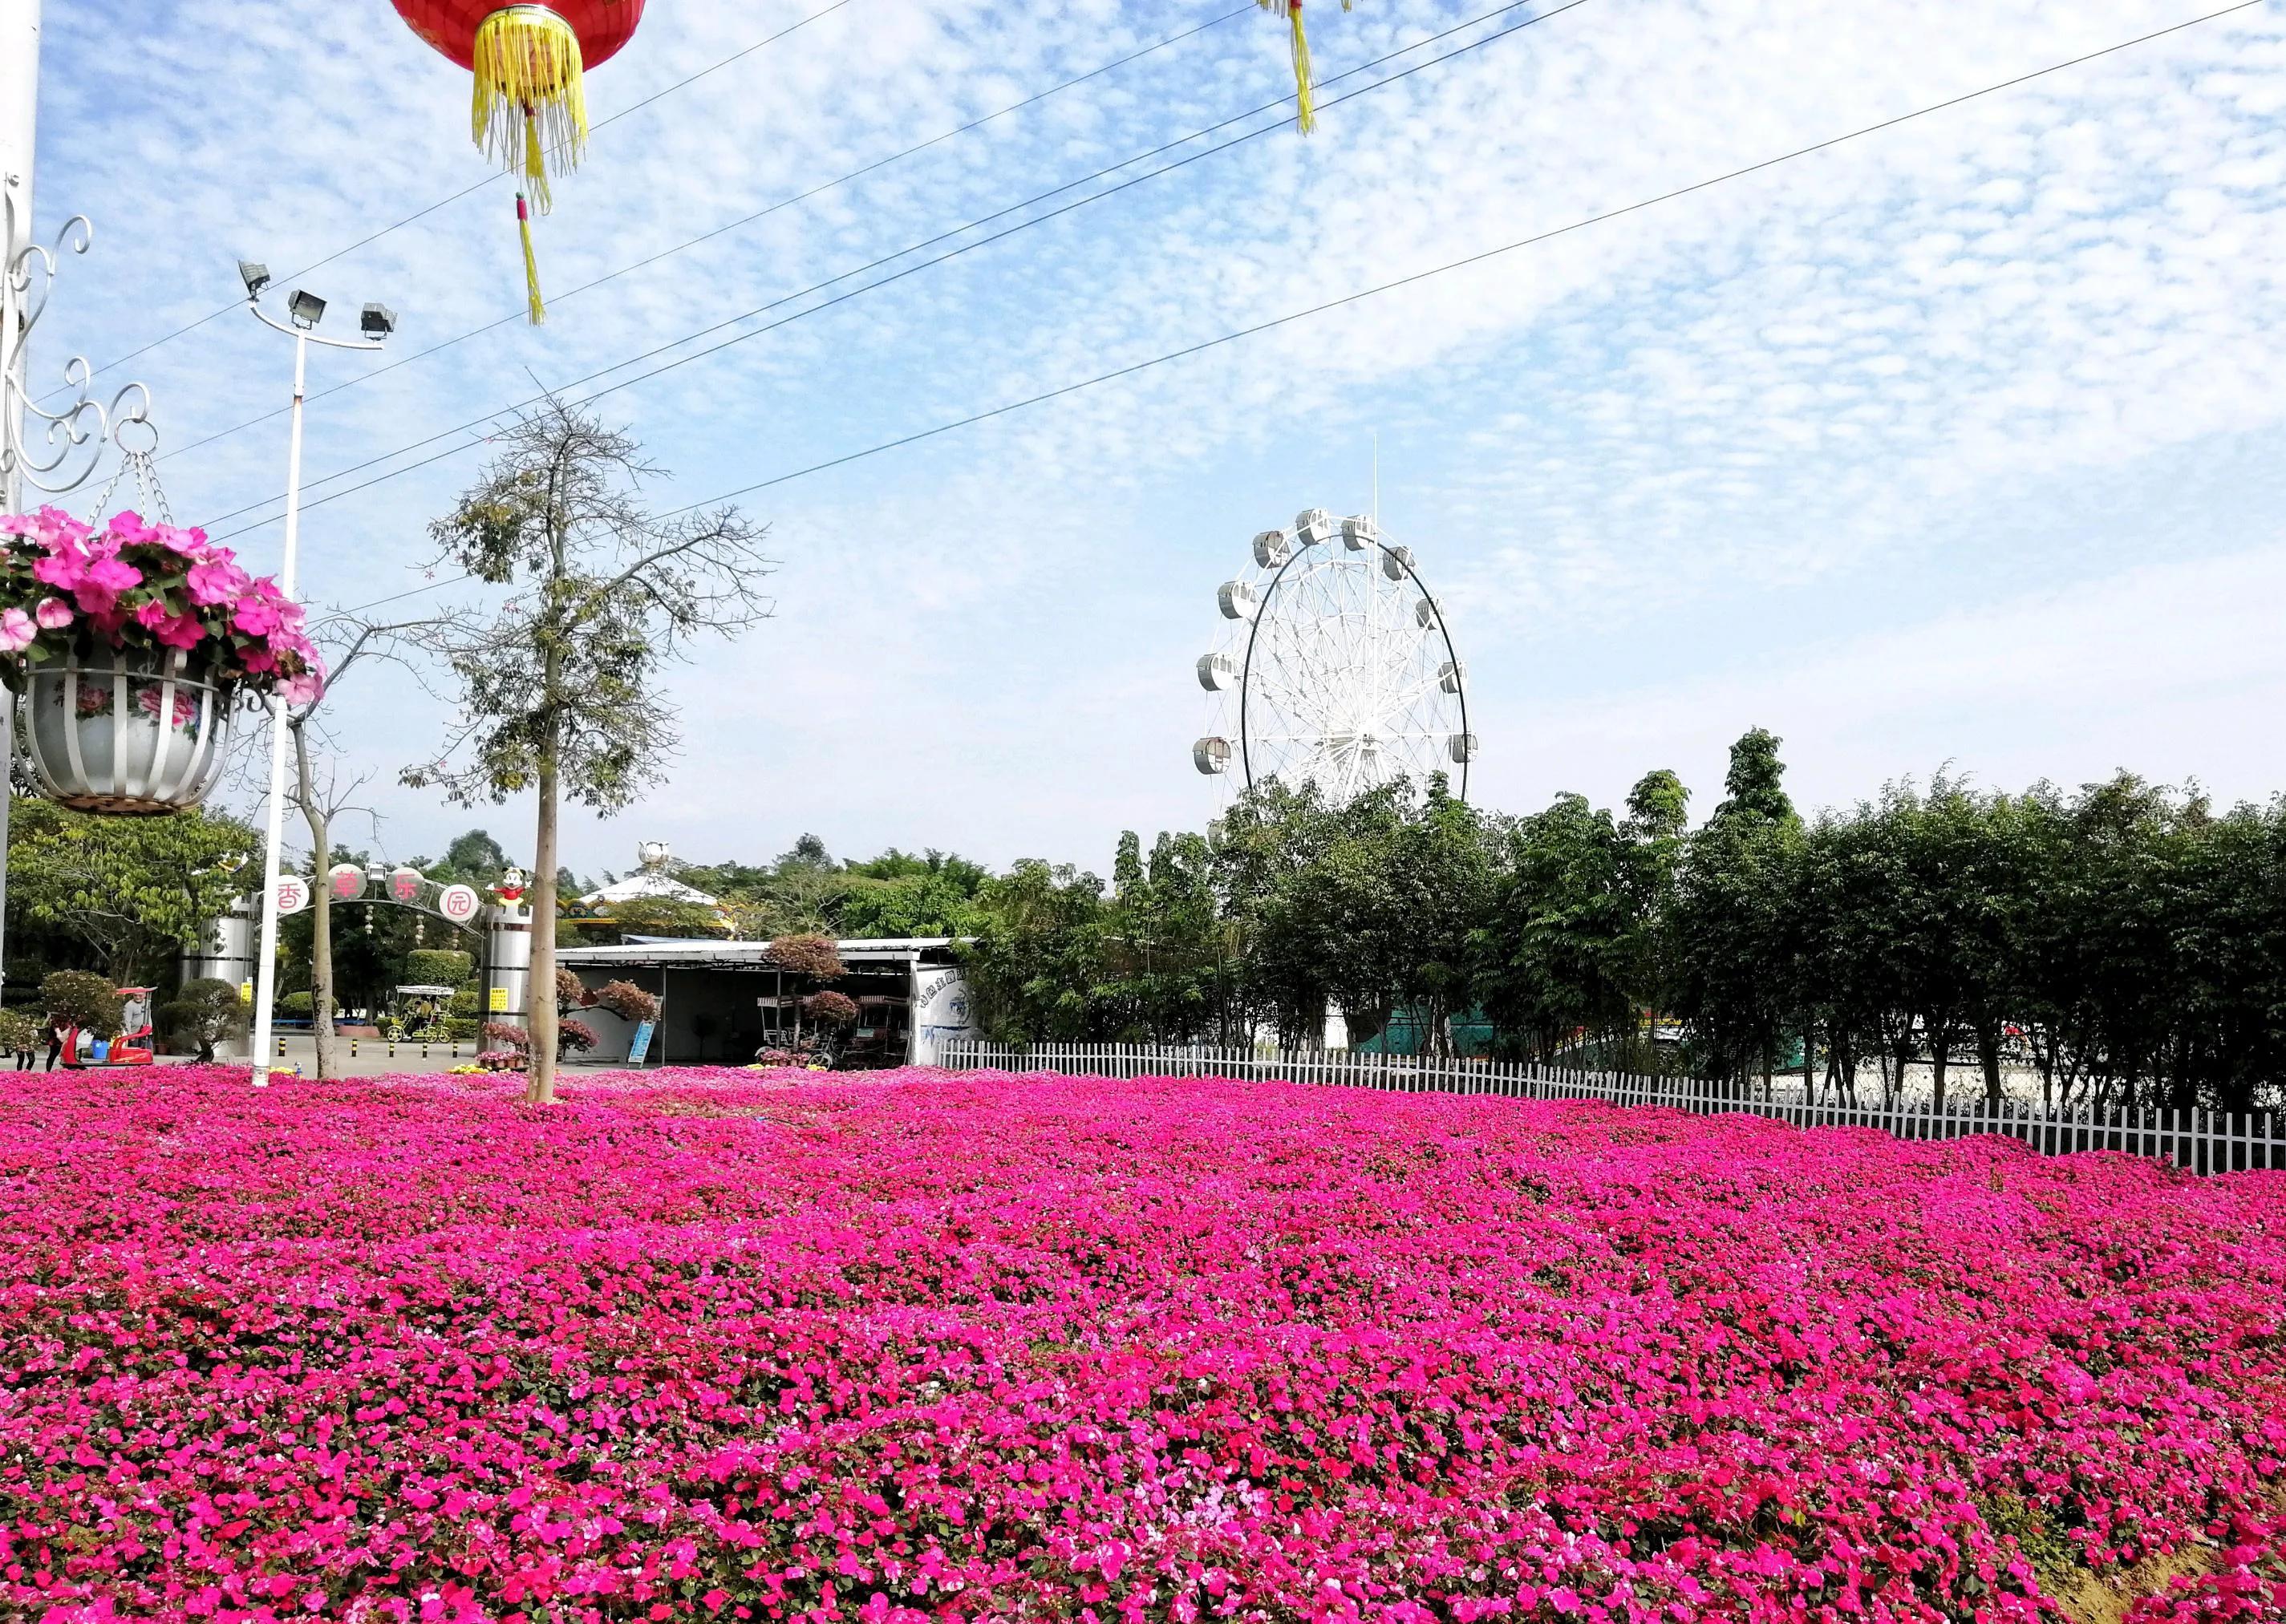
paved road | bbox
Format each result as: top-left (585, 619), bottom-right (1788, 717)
top-left (226, 1034), bottom-right (483, 1077)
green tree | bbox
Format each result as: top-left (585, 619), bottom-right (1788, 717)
top-left (569, 895), bottom-right (729, 947)
top-left (402, 395), bottom-right (773, 1104)
top-left (1714, 727), bottom-right (1796, 826)
top-left (836, 869), bottom-right (984, 939)
top-left (9, 801), bottom-right (257, 985)
top-left (1669, 808), bottom-right (1801, 1091)
top-left (442, 829), bottom-right (512, 885)
top-left (1477, 792), bottom-right (1634, 1064)
top-left (960, 861), bottom-right (1113, 1043)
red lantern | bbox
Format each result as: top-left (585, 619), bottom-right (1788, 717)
top-left (391, 2), bottom-right (647, 322)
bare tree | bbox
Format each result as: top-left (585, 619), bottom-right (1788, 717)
top-left (290, 614), bottom-right (457, 1077)
top-left (403, 395), bottom-right (772, 1104)
top-left (224, 610), bottom-right (451, 1079)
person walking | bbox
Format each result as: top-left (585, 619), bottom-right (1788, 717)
top-left (43, 1016), bottom-right (67, 1072)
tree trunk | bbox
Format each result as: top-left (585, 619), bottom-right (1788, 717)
top-left (1978, 1022), bottom-right (2002, 1109)
top-left (527, 750), bottom-right (561, 1105)
top-left (290, 718), bottom-right (342, 1080)
top-left (1930, 1021), bottom-right (1948, 1115)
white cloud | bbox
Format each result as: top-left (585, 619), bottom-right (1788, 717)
top-left (19, 0), bottom-right (2286, 872)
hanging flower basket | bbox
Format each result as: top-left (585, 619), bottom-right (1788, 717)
top-left (20, 646), bottom-right (229, 813)
top-left (0, 506), bottom-right (324, 816)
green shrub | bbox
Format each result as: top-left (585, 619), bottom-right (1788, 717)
top-left (440, 1016), bottom-right (481, 1040)
top-left (446, 985), bottom-right (480, 1019)
top-left (0, 1008), bottom-right (41, 1054)
top-left (42, 971), bottom-right (122, 1039)
top-left (280, 991), bottom-right (314, 1019)
top-left (405, 949), bottom-right (474, 987)
top-left (159, 979), bottom-right (249, 1062)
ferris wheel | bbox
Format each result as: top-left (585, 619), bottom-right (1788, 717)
top-left (1193, 508), bottom-right (1477, 802)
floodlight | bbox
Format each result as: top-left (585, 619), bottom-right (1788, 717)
top-left (359, 302), bottom-right (397, 340)
top-left (237, 260), bottom-right (271, 298)
top-left (287, 290), bottom-right (326, 330)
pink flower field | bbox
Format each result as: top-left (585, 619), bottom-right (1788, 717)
top-left (2, 1065), bottom-right (2282, 1624)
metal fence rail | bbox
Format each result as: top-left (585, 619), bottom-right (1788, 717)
top-left (936, 1040), bottom-right (2285, 1176)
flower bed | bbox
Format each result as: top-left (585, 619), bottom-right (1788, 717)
top-left (1, 1066), bottom-right (2280, 1622)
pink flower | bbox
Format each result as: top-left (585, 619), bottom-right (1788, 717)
top-left (240, 642), bottom-right (277, 674)
top-left (153, 611), bottom-right (207, 651)
top-left (151, 523), bottom-right (208, 556)
top-left (99, 512), bottom-right (156, 553)
top-left (83, 555), bottom-right (142, 593)
top-left (134, 598), bottom-right (172, 632)
top-left (31, 545), bottom-right (87, 591)
top-left (30, 507), bottom-right (90, 551)
top-left (185, 558), bottom-right (250, 607)
top-left (0, 608), bottom-right (34, 653)
top-left (279, 670), bottom-right (325, 707)
top-left (33, 597), bottom-right (71, 630)
top-left (72, 582), bottom-right (120, 618)
top-left (233, 595), bottom-right (282, 637)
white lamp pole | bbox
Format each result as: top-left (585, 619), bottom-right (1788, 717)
top-left (241, 278), bottom-right (391, 1086)
top-left (0, 0), bottom-right (42, 1004)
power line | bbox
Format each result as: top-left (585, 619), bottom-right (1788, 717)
top-left (627, 1), bottom-right (2262, 517)
top-left (291, 4), bottom-right (2260, 614)
top-left (49, 0), bottom-right (865, 396)
top-left (313, 573), bottom-right (473, 625)
top-left (164, 6), bottom-right (1256, 465)
top-left (203, 0), bottom-right (1584, 537)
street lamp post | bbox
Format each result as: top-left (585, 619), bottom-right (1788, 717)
top-left (241, 267), bottom-right (393, 1087)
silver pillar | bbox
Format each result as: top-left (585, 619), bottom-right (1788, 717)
top-left (181, 897), bottom-right (256, 1057)
top-left (487, 901), bottom-right (531, 1033)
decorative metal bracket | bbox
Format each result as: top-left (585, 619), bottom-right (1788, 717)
top-left (2, 192), bottom-right (155, 503)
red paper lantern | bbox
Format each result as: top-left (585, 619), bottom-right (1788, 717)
top-left (392, 0), bottom-right (642, 73)
top-left (391, 1), bottom-right (648, 322)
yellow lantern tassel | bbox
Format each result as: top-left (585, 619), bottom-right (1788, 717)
top-left (1259, 0), bottom-right (1340, 134)
top-left (517, 192), bottom-right (546, 326)
top-left (524, 107), bottom-right (551, 211)
top-left (471, 4), bottom-right (590, 205)
top-left (1290, 2), bottom-right (1315, 134)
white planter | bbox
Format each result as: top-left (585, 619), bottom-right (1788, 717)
top-left (18, 647), bottom-right (230, 815)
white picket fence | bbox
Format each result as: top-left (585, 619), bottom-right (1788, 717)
top-left (936, 1040), bottom-right (2286, 1176)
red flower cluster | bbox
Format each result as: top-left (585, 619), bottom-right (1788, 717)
top-left (0, 1065), bottom-right (2280, 1622)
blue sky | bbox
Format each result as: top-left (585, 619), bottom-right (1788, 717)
top-left (22, 0), bottom-right (2286, 879)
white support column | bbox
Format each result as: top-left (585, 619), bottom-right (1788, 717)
top-left (0, 0), bottom-right (43, 1002)
top-left (487, 901), bottom-right (532, 1033)
top-left (0, 2), bottom-right (39, 508)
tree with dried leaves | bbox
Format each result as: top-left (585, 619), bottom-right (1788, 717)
top-left (402, 397), bottom-right (773, 1104)
top-left (270, 611), bottom-right (459, 1080)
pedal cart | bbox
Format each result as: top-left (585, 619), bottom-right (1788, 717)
top-left (59, 986), bottom-right (156, 1068)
